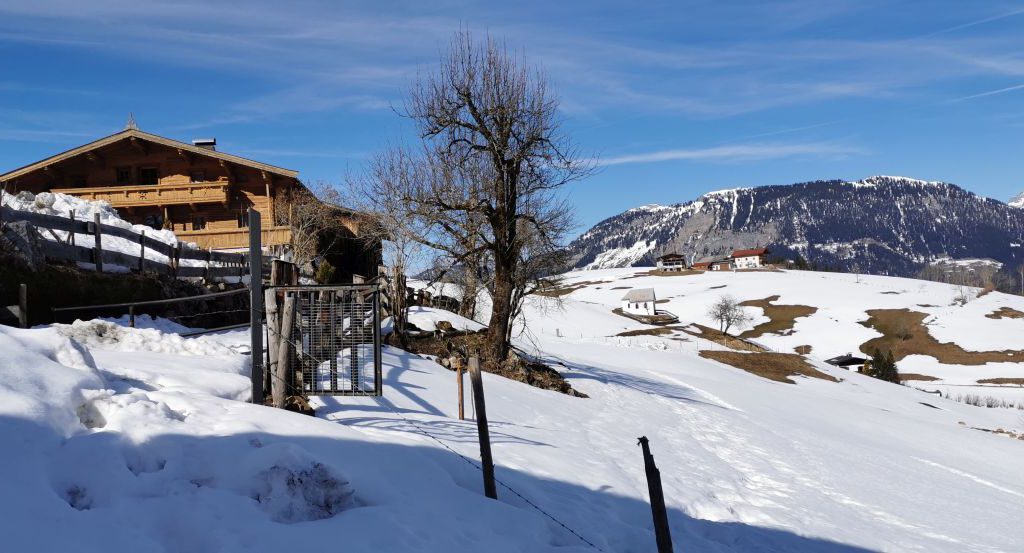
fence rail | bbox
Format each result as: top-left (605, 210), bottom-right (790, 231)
top-left (0, 204), bottom-right (269, 279)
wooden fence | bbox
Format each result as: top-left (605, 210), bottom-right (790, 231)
top-left (0, 204), bottom-right (256, 279)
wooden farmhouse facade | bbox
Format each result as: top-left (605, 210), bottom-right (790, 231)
top-left (0, 125), bottom-right (321, 252)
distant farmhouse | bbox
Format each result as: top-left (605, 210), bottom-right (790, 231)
top-left (655, 253), bottom-right (687, 272)
top-left (688, 247), bottom-right (770, 272)
top-left (621, 288), bottom-right (656, 317)
top-left (731, 247), bottom-right (769, 269)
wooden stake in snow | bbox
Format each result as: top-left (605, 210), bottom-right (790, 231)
top-left (18, 283), bottom-right (28, 329)
top-left (248, 208), bottom-right (264, 404)
top-left (265, 288), bottom-right (281, 407)
top-left (274, 294), bottom-right (297, 409)
top-left (457, 362), bottom-right (465, 421)
top-left (638, 436), bottom-right (673, 553)
top-left (469, 356), bottom-right (497, 499)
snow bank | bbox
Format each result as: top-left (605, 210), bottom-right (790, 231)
top-left (406, 305), bottom-right (485, 332)
top-left (0, 190), bottom-right (202, 265)
top-left (53, 319), bottom-right (237, 356)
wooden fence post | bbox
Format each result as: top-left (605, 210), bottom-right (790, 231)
top-left (138, 230), bottom-right (146, 273)
top-left (18, 283), bottom-right (28, 328)
top-left (265, 288), bottom-right (281, 406)
top-left (274, 294), bottom-right (296, 409)
top-left (68, 210), bottom-right (75, 245)
top-left (457, 363), bottom-right (465, 420)
top-left (468, 356), bottom-right (497, 499)
top-left (248, 208), bottom-right (264, 405)
top-left (92, 213), bottom-right (103, 273)
top-left (128, 305), bottom-right (136, 328)
top-left (638, 436), bottom-right (674, 553)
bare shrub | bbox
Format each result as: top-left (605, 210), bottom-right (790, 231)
top-left (708, 295), bottom-right (752, 335)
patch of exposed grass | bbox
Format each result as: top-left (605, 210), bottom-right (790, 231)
top-left (899, 373), bottom-right (940, 381)
top-left (534, 280), bottom-right (602, 297)
top-left (684, 324), bottom-right (766, 352)
top-left (738, 296), bottom-right (818, 339)
top-left (977, 377), bottom-right (1024, 385)
top-left (793, 344), bottom-right (813, 355)
top-left (985, 307), bottom-right (1024, 319)
top-left (623, 269), bottom-right (703, 278)
top-left (859, 309), bottom-right (1024, 364)
top-left (699, 350), bottom-right (839, 384)
top-left (615, 327), bottom-right (674, 337)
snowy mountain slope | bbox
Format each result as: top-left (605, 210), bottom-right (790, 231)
top-left (3, 268), bottom-right (1023, 551)
top-left (568, 176), bottom-right (1024, 276)
top-left (1009, 191), bottom-right (1024, 208)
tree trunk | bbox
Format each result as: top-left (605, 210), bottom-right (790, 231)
top-left (487, 265), bottom-right (514, 364)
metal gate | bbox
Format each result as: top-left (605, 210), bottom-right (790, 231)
top-left (275, 285), bottom-right (382, 396)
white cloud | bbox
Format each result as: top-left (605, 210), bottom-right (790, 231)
top-left (597, 142), bottom-right (866, 166)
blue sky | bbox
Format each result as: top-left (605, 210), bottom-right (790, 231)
top-left (1, 1), bottom-right (1023, 234)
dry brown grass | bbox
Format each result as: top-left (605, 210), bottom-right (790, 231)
top-left (534, 280), bottom-right (602, 297)
top-left (738, 296), bottom-right (818, 339)
top-left (985, 307), bottom-right (1024, 319)
top-left (699, 350), bottom-right (839, 384)
top-left (683, 324), bottom-right (766, 352)
top-left (899, 373), bottom-right (940, 381)
top-left (977, 377), bottom-right (1024, 385)
top-left (859, 309), bottom-right (1024, 364)
top-left (623, 269), bottom-right (703, 278)
top-left (793, 344), bottom-right (813, 355)
top-left (615, 327), bottom-right (674, 337)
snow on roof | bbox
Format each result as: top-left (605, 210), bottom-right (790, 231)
top-left (621, 288), bottom-right (656, 302)
top-left (731, 248), bottom-right (768, 258)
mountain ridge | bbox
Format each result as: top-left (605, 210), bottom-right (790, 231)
top-left (567, 176), bottom-right (1024, 276)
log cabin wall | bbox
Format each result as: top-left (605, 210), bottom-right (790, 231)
top-left (2, 135), bottom-right (294, 250)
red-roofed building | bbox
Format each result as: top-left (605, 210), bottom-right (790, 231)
top-left (730, 247), bottom-right (769, 269)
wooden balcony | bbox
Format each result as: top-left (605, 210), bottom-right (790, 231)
top-left (176, 225), bottom-right (292, 250)
top-left (52, 181), bottom-right (230, 208)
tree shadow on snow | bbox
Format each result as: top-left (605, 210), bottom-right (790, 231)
top-left (535, 354), bottom-right (730, 409)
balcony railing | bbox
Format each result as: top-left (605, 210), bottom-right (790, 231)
top-left (52, 181), bottom-right (230, 208)
top-left (176, 225), bottom-right (292, 250)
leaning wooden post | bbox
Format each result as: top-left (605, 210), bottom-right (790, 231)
top-left (248, 208), bottom-right (264, 404)
top-left (18, 283), bottom-right (28, 328)
top-left (469, 356), bottom-right (497, 499)
top-left (264, 288), bottom-right (281, 406)
top-left (457, 362), bottom-right (465, 420)
top-left (638, 436), bottom-right (674, 553)
top-left (92, 213), bottom-right (103, 273)
top-left (274, 294), bottom-right (296, 409)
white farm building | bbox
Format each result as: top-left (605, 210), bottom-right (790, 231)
top-left (621, 288), bottom-right (657, 317)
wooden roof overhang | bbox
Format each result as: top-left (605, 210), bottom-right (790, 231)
top-left (0, 128), bottom-right (300, 183)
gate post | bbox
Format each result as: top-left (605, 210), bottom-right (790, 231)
top-left (248, 208), bottom-right (264, 404)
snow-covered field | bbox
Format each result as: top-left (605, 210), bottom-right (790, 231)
top-left (546, 268), bottom-right (1024, 402)
top-left (2, 268), bottom-right (1023, 551)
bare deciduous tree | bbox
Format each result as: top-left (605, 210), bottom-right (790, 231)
top-left (356, 31), bottom-right (591, 365)
top-left (708, 295), bottom-right (752, 335)
top-left (275, 182), bottom-right (358, 271)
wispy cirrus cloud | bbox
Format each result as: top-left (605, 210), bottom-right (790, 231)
top-left (596, 142), bottom-right (866, 167)
top-left (947, 83), bottom-right (1024, 103)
